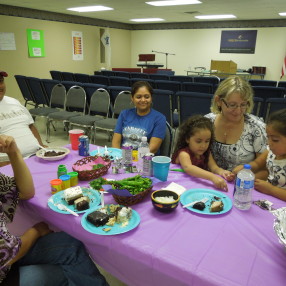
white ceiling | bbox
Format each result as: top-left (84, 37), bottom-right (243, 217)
top-left (1, 0), bottom-right (286, 24)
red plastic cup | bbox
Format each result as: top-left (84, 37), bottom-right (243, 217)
top-left (69, 129), bottom-right (84, 150)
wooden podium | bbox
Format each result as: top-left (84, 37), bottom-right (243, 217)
top-left (210, 60), bottom-right (237, 76)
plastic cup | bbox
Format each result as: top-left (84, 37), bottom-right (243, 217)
top-left (152, 156), bottom-right (171, 182)
top-left (69, 129), bottom-right (84, 150)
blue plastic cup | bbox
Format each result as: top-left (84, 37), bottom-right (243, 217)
top-left (152, 156), bottom-right (171, 181)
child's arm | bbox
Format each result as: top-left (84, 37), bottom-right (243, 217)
top-left (178, 151), bottom-right (228, 191)
top-left (232, 150), bottom-right (269, 175)
top-left (208, 153), bottom-right (235, 182)
top-left (255, 179), bottom-right (286, 202)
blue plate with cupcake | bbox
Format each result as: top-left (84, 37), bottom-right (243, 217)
top-left (48, 187), bottom-right (101, 214)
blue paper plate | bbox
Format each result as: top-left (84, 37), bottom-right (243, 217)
top-left (180, 188), bottom-right (232, 215)
top-left (48, 188), bottom-right (101, 214)
top-left (81, 205), bottom-right (140, 235)
top-left (90, 148), bottom-right (122, 160)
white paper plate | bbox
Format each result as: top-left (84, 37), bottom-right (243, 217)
top-left (36, 147), bottom-right (70, 161)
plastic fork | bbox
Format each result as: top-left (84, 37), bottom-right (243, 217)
top-left (57, 204), bottom-right (79, 216)
top-left (183, 197), bottom-right (209, 209)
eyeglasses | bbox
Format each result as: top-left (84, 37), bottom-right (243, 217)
top-left (221, 99), bottom-right (249, 110)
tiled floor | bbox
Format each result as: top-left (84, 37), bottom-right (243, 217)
top-left (34, 117), bottom-right (127, 286)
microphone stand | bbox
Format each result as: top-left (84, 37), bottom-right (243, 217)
top-left (152, 50), bottom-right (175, 69)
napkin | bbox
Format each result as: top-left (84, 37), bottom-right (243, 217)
top-left (163, 182), bottom-right (186, 196)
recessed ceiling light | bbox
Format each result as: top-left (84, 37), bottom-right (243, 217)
top-left (130, 18), bottom-right (165, 22)
top-left (67, 6), bottom-right (113, 12)
top-left (195, 15), bottom-right (237, 20)
top-left (279, 12), bottom-right (286, 16)
top-left (146, 0), bottom-right (201, 7)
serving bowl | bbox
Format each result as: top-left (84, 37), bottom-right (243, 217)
top-left (36, 147), bottom-right (70, 161)
top-left (151, 190), bottom-right (180, 213)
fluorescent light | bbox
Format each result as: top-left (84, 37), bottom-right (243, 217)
top-left (195, 14), bottom-right (237, 20)
top-left (279, 12), bottom-right (286, 16)
top-left (146, 0), bottom-right (201, 6)
top-left (67, 6), bottom-right (113, 12)
top-left (130, 18), bottom-right (165, 22)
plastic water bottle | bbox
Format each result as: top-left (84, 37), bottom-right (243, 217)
top-left (138, 136), bottom-right (150, 173)
top-left (233, 164), bottom-right (254, 210)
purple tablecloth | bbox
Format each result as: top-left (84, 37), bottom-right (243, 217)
top-left (3, 145), bottom-right (286, 286)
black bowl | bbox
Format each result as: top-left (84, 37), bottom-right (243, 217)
top-left (151, 190), bottom-right (180, 213)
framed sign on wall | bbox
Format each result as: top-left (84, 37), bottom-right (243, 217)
top-left (220, 30), bottom-right (257, 54)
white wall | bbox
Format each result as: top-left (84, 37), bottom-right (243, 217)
top-left (131, 27), bottom-right (286, 80)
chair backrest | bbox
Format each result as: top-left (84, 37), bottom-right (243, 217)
top-left (277, 81), bottom-right (286, 88)
top-left (74, 73), bottom-right (91, 83)
top-left (112, 71), bottom-right (130, 78)
top-left (155, 80), bottom-right (181, 94)
top-left (130, 78), bottom-right (155, 88)
top-left (108, 86), bottom-right (132, 104)
top-left (41, 79), bottom-right (60, 102)
top-left (81, 83), bottom-right (108, 106)
top-left (182, 82), bottom-right (213, 94)
top-left (113, 91), bottom-right (132, 118)
top-left (61, 71), bottom-right (75, 81)
top-left (263, 98), bottom-right (286, 122)
top-left (89, 75), bottom-right (110, 86)
top-left (65, 85), bottom-right (86, 113)
top-left (177, 91), bottom-right (213, 124)
top-left (170, 75), bottom-right (193, 83)
top-left (152, 89), bottom-right (173, 126)
top-left (149, 74), bottom-right (170, 80)
top-left (89, 88), bottom-right (110, 117)
top-left (252, 97), bottom-right (264, 118)
top-left (252, 86), bottom-right (285, 100)
top-left (159, 122), bottom-right (173, 157)
top-left (14, 75), bottom-right (35, 106)
top-left (26, 77), bottom-right (49, 106)
top-left (249, 79), bottom-right (277, 87)
top-left (109, 76), bottom-right (130, 87)
top-left (50, 83), bottom-right (66, 109)
top-left (50, 70), bottom-right (63, 81)
top-left (130, 72), bottom-right (149, 79)
top-left (101, 70), bottom-right (114, 76)
top-left (61, 81), bottom-right (82, 91)
top-left (193, 76), bottom-right (220, 87)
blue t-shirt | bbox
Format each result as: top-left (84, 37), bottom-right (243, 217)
top-left (114, 108), bottom-right (166, 150)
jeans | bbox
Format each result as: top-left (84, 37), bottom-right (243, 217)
top-left (16, 232), bottom-right (109, 286)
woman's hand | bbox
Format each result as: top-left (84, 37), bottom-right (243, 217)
top-left (211, 175), bottom-right (228, 192)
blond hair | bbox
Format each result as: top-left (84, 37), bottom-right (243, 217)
top-left (210, 76), bottom-right (254, 114)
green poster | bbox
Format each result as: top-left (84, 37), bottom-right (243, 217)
top-left (26, 29), bottom-right (45, 57)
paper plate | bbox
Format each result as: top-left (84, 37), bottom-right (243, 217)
top-left (36, 147), bottom-right (70, 161)
top-left (81, 205), bottom-right (140, 235)
top-left (90, 148), bottom-right (122, 160)
top-left (48, 188), bottom-right (101, 214)
top-left (180, 188), bottom-right (232, 215)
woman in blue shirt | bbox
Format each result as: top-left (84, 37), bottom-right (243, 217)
top-left (112, 81), bottom-right (166, 154)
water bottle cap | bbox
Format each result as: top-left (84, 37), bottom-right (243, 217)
top-left (244, 164), bottom-right (251, 169)
top-left (141, 136), bottom-right (147, 142)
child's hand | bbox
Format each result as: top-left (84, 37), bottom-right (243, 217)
top-left (221, 170), bottom-right (235, 182)
top-left (255, 179), bottom-right (272, 195)
top-left (212, 176), bottom-right (228, 192)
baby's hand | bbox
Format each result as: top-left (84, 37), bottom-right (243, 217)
top-left (254, 179), bottom-right (272, 194)
top-left (212, 176), bottom-right (228, 192)
top-left (232, 165), bottom-right (244, 176)
top-left (221, 170), bottom-right (235, 182)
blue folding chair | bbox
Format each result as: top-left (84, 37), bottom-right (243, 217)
top-left (130, 78), bottom-right (155, 88)
top-left (109, 76), bottom-right (130, 87)
top-left (155, 80), bottom-right (181, 94)
top-left (182, 82), bottom-right (213, 94)
top-left (152, 89), bottom-right (173, 127)
top-left (263, 98), bottom-right (286, 122)
top-left (177, 91), bottom-right (213, 124)
top-left (74, 73), bottom-right (91, 83)
top-left (41, 79), bottom-right (61, 102)
top-left (148, 74), bottom-right (170, 80)
top-left (50, 70), bottom-right (63, 81)
top-left (26, 77), bottom-right (49, 107)
top-left (108, 86), bottom-right (131, 105)
top-left (249, 79), bottom-right (277, 87)
top-left (61, 72), bottom-right (75, 81)
top-left (90, 75), bottom-right (110, 86)
top-left (170, 75), bottom-right (193, 83)
top-left (130, 72), bottom-right (149, 79)
top-left (112, 71), bottom-right (130, 78)
top-left (193, 76), bottom-right (220, 87)
top-left (252, 97), bottom-right (264, 118)
top-left (14, 75), bottom-right (36, 107)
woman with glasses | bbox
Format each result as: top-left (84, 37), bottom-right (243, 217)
top-left (205, 76), bottom-right (267, 176)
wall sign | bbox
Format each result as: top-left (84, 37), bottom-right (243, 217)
top-left (220, 30), bottom-right (257, 54)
